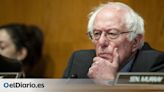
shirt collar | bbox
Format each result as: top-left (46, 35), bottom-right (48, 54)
top-left (119, 54), bottom-right (136, 72)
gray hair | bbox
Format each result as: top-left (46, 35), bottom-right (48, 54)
top-left (88, 2), bottom-right (144, 47)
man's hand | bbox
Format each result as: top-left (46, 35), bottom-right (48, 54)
top-left (88, 48), bottom-right (120, 80)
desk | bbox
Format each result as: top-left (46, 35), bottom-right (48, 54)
top-left (0, 79), bottom-right (163, 92)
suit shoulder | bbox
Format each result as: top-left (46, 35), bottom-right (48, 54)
top-left (132, 49), bottom-right (164, 72)
top-left (72, 49), bottom-right (96, 56)
top-left (139, 49), bottom-right (164, 57)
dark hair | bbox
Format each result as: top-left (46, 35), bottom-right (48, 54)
top-left (0, 23), bottom-right (43, 66)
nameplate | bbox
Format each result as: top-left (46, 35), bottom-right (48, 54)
top-left (0, 72), bottom-right (23, 78)
top-left (114, 73), bottom-right (164, 85)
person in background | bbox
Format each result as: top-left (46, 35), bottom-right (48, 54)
top-left (0, 23), bottom-right (43, 77)
top-left (63, 2), bottom-right (164, 80)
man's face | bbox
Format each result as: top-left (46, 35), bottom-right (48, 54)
top-left (92, 8), bottom-right (135, 65)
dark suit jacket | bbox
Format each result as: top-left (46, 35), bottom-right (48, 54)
top-left (63, 43), bottom-right (164, 78)
top-left (0, 55), bottom-right (22, 72)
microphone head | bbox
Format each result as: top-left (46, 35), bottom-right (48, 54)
top-left (70, 74), bottom-right (78, 78)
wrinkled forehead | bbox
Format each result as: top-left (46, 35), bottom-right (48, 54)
top-left (93, 6), bottom-right (128, 31)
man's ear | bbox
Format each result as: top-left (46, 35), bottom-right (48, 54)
top-left (16, 47), bottom-right (28, 61)
top-left (132, 34), bottom-right (143, 52)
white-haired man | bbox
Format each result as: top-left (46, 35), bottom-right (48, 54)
top-left (63, 2), bottom-right (164, 80)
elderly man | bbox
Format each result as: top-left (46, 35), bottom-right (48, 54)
top-left (63, 2), bottom-right (164, 80)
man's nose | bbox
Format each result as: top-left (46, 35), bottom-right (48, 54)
top-left (98, 34), bottom-right (109, 47)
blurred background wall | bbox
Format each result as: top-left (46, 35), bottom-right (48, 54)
top-left (0, 0), bottom-right (163, 78)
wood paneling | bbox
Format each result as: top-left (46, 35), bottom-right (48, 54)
top-left (0, 0), bottom-right (163, 77)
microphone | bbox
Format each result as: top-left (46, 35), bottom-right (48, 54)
top-left (70, 74), bottom-right (78, 78)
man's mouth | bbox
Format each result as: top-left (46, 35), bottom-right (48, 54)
top-left (98, 53), bottom-right (112, 60)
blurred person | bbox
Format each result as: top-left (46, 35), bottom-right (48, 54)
top-left (63, 2), bottom-right (164, 80)
top-left (0, 55), bottom-right (22, 72)
top-left (0, 23), bottom-right (44, 77)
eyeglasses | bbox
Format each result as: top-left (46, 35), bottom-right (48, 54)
top-left (88, 29), bottom-right (133, 40)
